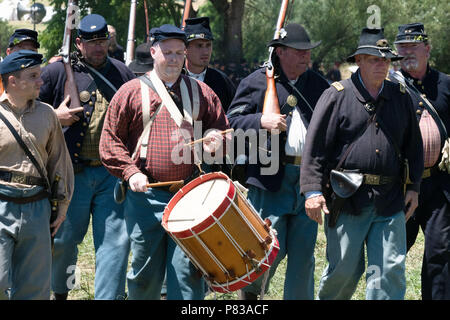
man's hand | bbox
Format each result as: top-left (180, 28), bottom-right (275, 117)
top-left (305, 195), bottom-right (329, 225)
top-left (404, 190), bottom-right (419, 222)
top-left (202, 129), bottom-right (225, 154)
top-left (50, 211), bottom-right (66, 237)
top-left (128, 172), bottom-right (149, 193)
top-left (261, 113), bottom-right (287, 131)
top-left (55, 95), bottom-right (84, 126)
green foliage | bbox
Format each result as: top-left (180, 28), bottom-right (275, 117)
top-left (39, 0), bottom-right (184, 60)
top-left (0, 19), bottom-right (14, 56)
top-left (200, 0), bottom-right (449, 73)
top-left (37, 0), bottom-right (449, 72)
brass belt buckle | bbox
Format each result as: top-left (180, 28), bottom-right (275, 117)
top-left (422, 168), bottom-right (431, 179)
top-left (294, 156), bottom-right (302, 165)
top-left (11, 173), bottom-right (27, 184)
top-left (364, 174), bottom-right (380, 185)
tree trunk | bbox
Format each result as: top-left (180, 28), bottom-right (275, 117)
top-left (210, 0), bottom-right (245, 64)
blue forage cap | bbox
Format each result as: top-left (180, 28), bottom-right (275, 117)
top-left (0, 50), bottom-right (43, 75)
top-left (395, 22), bottom-right (428, 44)
top-left (184, 17), bottom-right (214, 42)
top-left (8, 28), bottom-right (40, 49)
top-left (149, 24), bottom-right (187, 45)
top-left (78, 14), bottom-right (109, 41)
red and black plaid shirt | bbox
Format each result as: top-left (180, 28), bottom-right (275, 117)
top-left (100, 74), bottom-right (229, 182)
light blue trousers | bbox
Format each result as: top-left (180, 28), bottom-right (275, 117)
top-left (318, 206), bottom-right (406, 300)
top-left (51, 166), bottom-right (130, 299)
top-left (242, 164), bottom-right (318, 300)
top-left (0, 185), bottom-right (51, 300)
top-left (124, 187), bottom-right (204, 300)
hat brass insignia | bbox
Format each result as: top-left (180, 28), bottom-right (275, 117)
top-left (376, 39), bottom-right (388, 47)
top-left (287, 95), bottom-right (297, 107)
top-left (79, 90), bottom-right (91, 103)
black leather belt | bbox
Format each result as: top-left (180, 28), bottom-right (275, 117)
top-left (73, 159), bottom-right (103, 174)
top-left (363, 173), bottom-right (397, 185)
top-left (282, 155), bottom-right (302, 165)
top-left (0, 170), bottom-right (47, 187)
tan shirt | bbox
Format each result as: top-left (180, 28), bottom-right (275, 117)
top-left (0, 93), bottom-right (74, 215)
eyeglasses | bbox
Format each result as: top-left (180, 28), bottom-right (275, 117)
top-left (83, 40), bottom-right (109, 48)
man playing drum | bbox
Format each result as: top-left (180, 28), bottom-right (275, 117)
top-left (99, 24), bottom-right (230, 300)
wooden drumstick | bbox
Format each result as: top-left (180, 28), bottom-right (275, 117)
top-left (146, 180), bottom-right (184, 188)
top-left (184, 128), bottom-right (234, 147)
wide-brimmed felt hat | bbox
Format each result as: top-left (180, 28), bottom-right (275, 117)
top-left (150, 24), bottom-right (187, 45)
top-left (78, 14), bottom-right (109, 41)
top-left (128, 42), bottom-right (153, 74)
top-left (347, 27), bottom-right (403, 62)
top-left (184, 17), bottom-right (214, 42)
top-left (8, 29), bottom-right (40, 49)
top-left (0, 50), bottom-right (43, 75)
top-left (267, 23), bottom-right (321, 50)
top-left (394, 22), bottom-right (428, 44)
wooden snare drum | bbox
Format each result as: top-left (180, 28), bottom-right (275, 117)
top-left (162, 172), bottom-right (279, 293)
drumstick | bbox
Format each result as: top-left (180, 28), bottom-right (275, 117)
top-left (146, 180), bottom-right (184, 188)
top-left (201, 179), bottom-right (216, 205)
top-left (184, 128), bottom-right (234, 147)
top-left (167, 218), bottom-right (196, 222)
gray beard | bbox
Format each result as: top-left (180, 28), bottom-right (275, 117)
top-left (402, 58), bottom-right (419, 72)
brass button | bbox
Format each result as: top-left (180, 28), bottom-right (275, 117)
top-left (85, 111), bottom-right (90, 116)
top-left (83, 122), bottom-right (87, 127)
top-left (76, 143), bottom-right (81, 147)
top-left (91, 91), bottom-right (96, 96)
top-left (74, 153), bottom-right (79, 157)
top-left (416, 109), bottom-right (422, 115)
top-left (417, 80), bottom-right (422, 85)
top-left (375, 149), bottom-right (380, 154)
top-left (418, 101), bottom-right (424, 107)
top-left (80, 132), bottom-right (85, 137)
top-left (375, 122), bottom-right (379, 128)
top-left (89, 101), bottom-right (94, 106)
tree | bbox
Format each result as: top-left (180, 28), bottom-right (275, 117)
top-left (209, 0), bottom-right (245, 64)
top-left (40, 0), bottom-right (184, 60)
top-left (0, 19), bottom-right (13, 57)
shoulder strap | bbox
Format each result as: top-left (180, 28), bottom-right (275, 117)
top-left (0, 107), bottom-right (49, 189)
top-left (391, 71), bottom-right (448, 139)
top-left (135, 77), bottom-right (163, 160)
top-left (149, 70), bottom-right (184, 127)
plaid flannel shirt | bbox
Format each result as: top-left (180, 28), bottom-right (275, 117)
top-left (100, 74), bottom-right (229, 182)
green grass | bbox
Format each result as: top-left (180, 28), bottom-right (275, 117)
top-left (65, 220), bottom-right (425, 300)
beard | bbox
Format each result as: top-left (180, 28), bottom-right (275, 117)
top-left (401, 54), bottom-right (419, 71)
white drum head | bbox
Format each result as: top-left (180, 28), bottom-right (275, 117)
top-left (167, 178), bottom-right (230, 232)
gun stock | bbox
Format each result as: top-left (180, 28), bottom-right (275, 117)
top-left (262, 0), bottom-right (291, 115)
top-left (61, 0), bottom-right (82, 110)
top-left (181, 0), bottom-right (192, 29)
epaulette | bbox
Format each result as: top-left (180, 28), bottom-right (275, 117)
top-left (331, 81), bottom-right (344, 92)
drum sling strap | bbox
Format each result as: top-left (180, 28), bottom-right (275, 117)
top-left (139, 71), bottom-right (203, 183)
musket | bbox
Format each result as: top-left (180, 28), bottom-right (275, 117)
top-left (60, 0), bottom-right (82, 110)
top-left (181, 0), bottom-right (192, 29)
top-left (125, 0), bottom-right (138, 66)
top-left (144, 0), bottom-right (150, 42)
top-left (262, 0), bottom-right (291, 115)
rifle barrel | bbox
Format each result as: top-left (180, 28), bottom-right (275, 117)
top-left (125, 0), bottom-right (138, 66)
